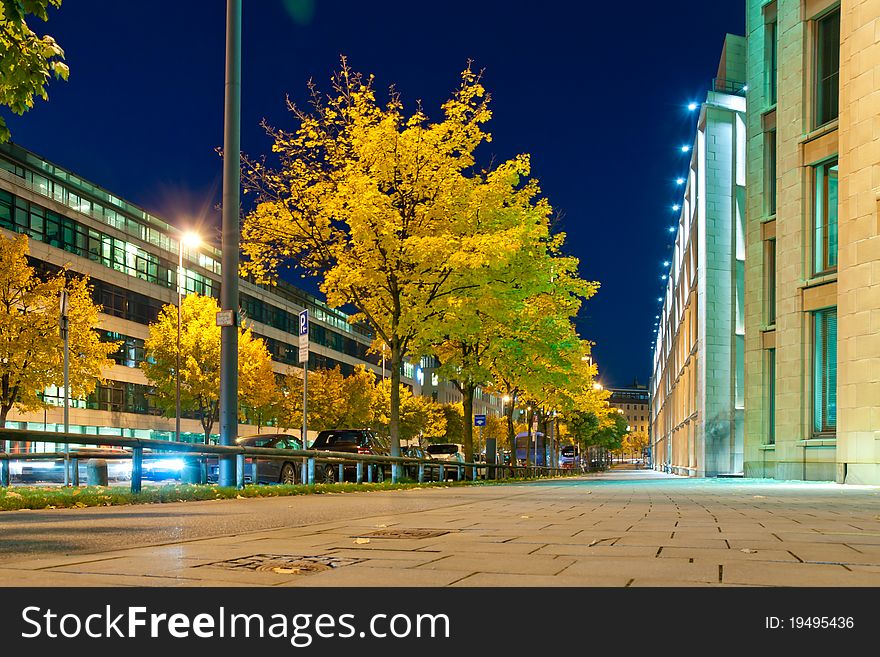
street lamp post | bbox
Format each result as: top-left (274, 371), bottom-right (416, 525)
top-left (176, 232), bottom-right (201, 443)
top-left (218, 0), bottom-right (241, 488)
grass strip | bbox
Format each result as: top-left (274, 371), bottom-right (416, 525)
top-left (0, 475), bottom-right (578, 511)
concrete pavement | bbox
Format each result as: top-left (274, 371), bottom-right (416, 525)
top-left (2, 468), bottom-right (880, 586)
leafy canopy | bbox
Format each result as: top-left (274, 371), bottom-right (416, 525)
top-left (142, 293), bottom-right (275, 442)
top-left (0, 233), bottom-right (116, 425)
top-left (0, 0), bottom-right (69, 142)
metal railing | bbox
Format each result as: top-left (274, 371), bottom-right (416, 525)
top-left (711, 77), bottom-right (748, 97)
top-left (0, 428), bottom-right (579, 493)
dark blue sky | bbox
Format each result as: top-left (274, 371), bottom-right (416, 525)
top-left (5, 0), bottom-right (745, 388)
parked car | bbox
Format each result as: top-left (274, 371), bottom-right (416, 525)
top-left (425, 443), bottom-right (465, 480)
top-left (402, 445), bottom-right (434, 480)
top-left (310, 429), bottom-right (390, 483)
top-left (207, 433), bottom-right (303, 485)
top-left (11, 448), bottom-right (131, 484)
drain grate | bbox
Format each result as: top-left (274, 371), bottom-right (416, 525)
top-left (199, 553), bottom-right (362, 575)
top-left (358, 528), bottom-right (451, 539)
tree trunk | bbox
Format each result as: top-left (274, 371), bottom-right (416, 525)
top-left (0, 403), bottom-right (8, 454)
top-left (525, 407), bottom-right (532, 467)
top-left (389, 346), bottom-right (401, 457)
top-left (505, 397), bottom-right (515, 474)
top-left (461, 383), bottom-right (475, 478)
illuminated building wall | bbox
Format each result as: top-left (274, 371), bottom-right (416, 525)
top-left (650, 35), bottom-right (747, 477)
top-left (744, 0), bottom-right (880, 484)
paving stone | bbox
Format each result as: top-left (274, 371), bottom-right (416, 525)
top-left (416, 554), bottom-right (575, 576)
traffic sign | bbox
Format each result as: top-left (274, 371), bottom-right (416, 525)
top-left (474, 414), bottom-right (486, 427)
top-left (215, 310), bottom-right (235, 327)
top-left (298, 310), bottom-right (309, 363)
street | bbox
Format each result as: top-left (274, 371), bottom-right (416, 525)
top-left (2, 468), bottom-right (880, 586)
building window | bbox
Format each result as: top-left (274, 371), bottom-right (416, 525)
top-left (812, 308), bottom-right (837, 435)
top-left (767, 18), bottom-right (778, 106)
top-left (813, 159), bottom-right (838, 275)
top-left (766, 348), bottom-right (776, 444)
top-left (814, 7), bottom-right (840, 128)
top-left (765, 129), bottom-right (776, 216)
top-left (765, 239), bottom-right (776, 325)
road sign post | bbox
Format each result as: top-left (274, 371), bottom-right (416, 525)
top-left (474, 414), bottom-right (486, 461)
top-left (299, 310), bottom-right (309, 447)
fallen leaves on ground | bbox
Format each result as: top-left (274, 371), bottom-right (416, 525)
top-left (740, 548), bottom-right (757, 554)
top-left (354, 538), bottom-right (370, 544)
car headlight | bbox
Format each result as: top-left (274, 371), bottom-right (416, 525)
top-left (145, 458), bottom-right (185, 471)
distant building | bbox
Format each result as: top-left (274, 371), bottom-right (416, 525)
top-left (609, 381), bottom-right (650, 435)
top-left (650, 35), bottom-right (747, 476)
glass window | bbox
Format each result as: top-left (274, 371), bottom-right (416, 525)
top-left (813, 308), bottom-right (837, 435)
top-left (813, 160), bottom-right (838, 275)
top-left (765, 129), bottom-right (776, 216)
top-left (765, 239), bottom-right (776, 324)
top-left (815, 8), bottom-right (840, 128)
top-left (766, 348), bottom-right (776, 444)
top-left (767, 19), bottom-right (778, 106)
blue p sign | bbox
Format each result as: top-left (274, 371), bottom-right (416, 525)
top-left (299, 309), bottom-right (309, 336)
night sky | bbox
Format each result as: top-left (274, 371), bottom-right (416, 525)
top-left (5, 0), bottom-right (745, 388)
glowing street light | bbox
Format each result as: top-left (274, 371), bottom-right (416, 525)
top-left (687, 102), bottom-right (698, 111)
top-left (676, 177), bottom-right (685, 185)
top-left (177, 230), bottom-right (202, 443)
top-left (593, 382), bottom-right (603, 391)
top-left (672, 204), bottom-right (681, 211)
top-left (668, 226), bottom-right (676, 232)
top-left (663, 261), bottom-right (670, 267)
top-left (681, 145), bottom-right (690, 153)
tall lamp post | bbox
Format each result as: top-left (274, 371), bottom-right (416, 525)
top-left (218, 0), bottom-right (241, 488)
top-left (176, 231), bottom-right (201, 443)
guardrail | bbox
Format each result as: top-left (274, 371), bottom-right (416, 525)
top-left (0, 429), bottom-right (579, 493)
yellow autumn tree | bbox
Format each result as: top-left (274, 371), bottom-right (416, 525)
top-left (281, 365), bottom-right (379, 435)
top-left (0, 234), bottom-right (117, 436)
top-left (241, 59), bottom-right (550, 458)
top-left (142, 293), bottom-right (275, 444)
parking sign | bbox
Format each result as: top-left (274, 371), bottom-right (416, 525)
top-left (298, 310), bottom-right (309, 363)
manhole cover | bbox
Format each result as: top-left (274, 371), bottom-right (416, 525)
top-left (358, 528), bottom-right (451, 539)
top-left (199, 554), bottom-right (362, 575)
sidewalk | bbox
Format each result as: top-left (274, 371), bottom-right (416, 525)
top-left (2, 470), bottom-right (880, 587)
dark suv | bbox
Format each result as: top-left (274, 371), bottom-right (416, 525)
top-left (310, 429), bottom-right (389, 483)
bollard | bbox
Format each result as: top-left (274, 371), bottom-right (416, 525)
top-left (86, 459), bottom-right (108, 486)
top-left (418, 462), bottom-right (424, 483)
top-left (367, 464), bottom-right (373, 483)
top-left (235, 454), bottom-right (245, 490)
top-left (252, 459), bottom-right (259, 485)
top-left (356, 461), bottom-right (363, 484)
top-left (391, 463), bottom-right (399, 484)
top-left (307, 457), bottom-right (316, 486)
top-left (338, 462), bottom-right (344, 483)
top-left (70, 457), bottom-right (80, 486)
top-left (439, 464), bottom-right (445, 481)
top-left (131, 447), bottom-right (143, 493)
top-left (457, 465), bottom-right (463, 482)
top-left (301, 458), bottom-right (308, 485)
top-left (472, 464), bottom-right (478, 481)
top-left (1, 458), bottom-right (9, 487)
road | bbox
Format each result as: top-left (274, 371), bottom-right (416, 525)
top-left (2, 468), bottom-right (880, 586)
